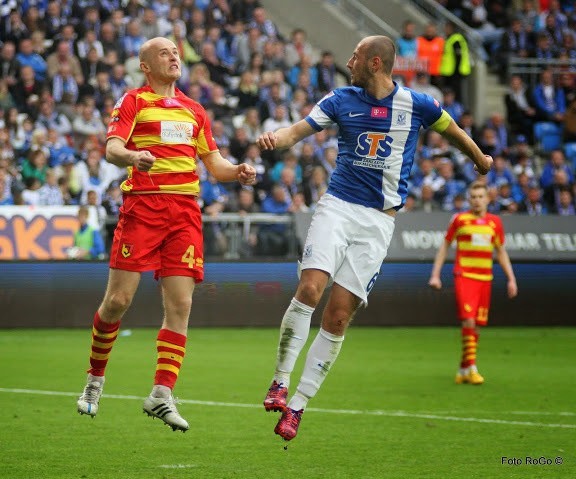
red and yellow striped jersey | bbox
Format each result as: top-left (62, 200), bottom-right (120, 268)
top-left (445, 212), bottom-right (504, 282)
top-left (107, 85), bottom-right (218, 196)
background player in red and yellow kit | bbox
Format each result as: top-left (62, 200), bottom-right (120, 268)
top-left (76, 37), bottom-right (256, 431)
top-left (429, 181), bottom-right (517, 385)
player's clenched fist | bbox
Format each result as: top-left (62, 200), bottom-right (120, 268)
top-left (474, 155), bottom-right (493, 175)
top-left (237, 163), bottom-right (257, 185)
top-left (132, 150), bottom-right (156, 171)
top-left (257, 131), bottom-right (277, 150)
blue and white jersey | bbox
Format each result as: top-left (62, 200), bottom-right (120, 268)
top-left (305, 83), bottom-right (445, 210)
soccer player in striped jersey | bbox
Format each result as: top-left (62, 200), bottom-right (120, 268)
top-left (429, 181), bottom-right (518, 385)
top-left (257, 35), bottom-right (493, 441)
top-left (76, 37), bottom-right (256, 431)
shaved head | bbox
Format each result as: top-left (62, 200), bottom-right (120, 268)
top-left (139, 37), bottom-right (177, 63)
top-left (361, 36), bottom-right (396, 75)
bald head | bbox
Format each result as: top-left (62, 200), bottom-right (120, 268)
top-left (139, 37), bottom-right (177, 63)
top-left (361, 36), bottom-right (396, 75)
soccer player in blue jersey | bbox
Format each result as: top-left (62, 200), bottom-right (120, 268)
top-left (257, 35), bottom-right (493, 442)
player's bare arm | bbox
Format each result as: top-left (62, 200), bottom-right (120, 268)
top-left (201, 151), bottom-right (257, 186)
top-left (106, 137), bottom-right (156, 171)
top-left (257, 119), bottom-right (316, 150)
top-left (438, 119), bottom-right (493, 175)
top-left (495, 244), bottom-right (518, 298)
top-left (429, 239), bottom-right (451, 290)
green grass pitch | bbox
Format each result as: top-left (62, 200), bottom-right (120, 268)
top-left (0, 327), bottom-right (574, 479)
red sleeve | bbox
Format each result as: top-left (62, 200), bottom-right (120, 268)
top-left (107, 91), bottom-right (137, 143)
top-left (445, 213), bottom-right (459, 243)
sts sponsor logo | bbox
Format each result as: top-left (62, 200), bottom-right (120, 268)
top-left (355, 132), bottom-right (393, 159)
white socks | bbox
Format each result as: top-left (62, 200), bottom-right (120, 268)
top-left (151, 384), bottom-right (171, 398)
top-left (288, 328), bottom-right (344, 411)
top-left (273, 298), bottom-right (314, 388)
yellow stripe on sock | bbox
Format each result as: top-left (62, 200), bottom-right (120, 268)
top-left (92, 327), bottom-right (119, 339)
top-left (90, 351), bottom-right (111, 361)
top-left (156, 363), bottom-right (181, 375)
top-left (158, 351), bottom-right (184, 362)
top-left (156, 340), bottom-right (186, 353)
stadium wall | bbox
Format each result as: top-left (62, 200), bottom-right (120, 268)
top-left (1, 261), bottom-right (574, 329)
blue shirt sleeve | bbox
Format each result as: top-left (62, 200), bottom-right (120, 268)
top-left (91, 230), bottom-right (106, 258)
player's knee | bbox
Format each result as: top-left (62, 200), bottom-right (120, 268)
top-left (296, 280), bottom-right (323, 306)
top-left (104, 291), bottom-right (133, 315)
top-left (168, 296), bottom-right (193, 317)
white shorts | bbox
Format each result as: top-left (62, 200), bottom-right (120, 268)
top-left (300, 193), bottom-right (395, 306)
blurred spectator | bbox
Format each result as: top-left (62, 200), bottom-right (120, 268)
top-left (51, 63), bottom-right (80, 113)
top-left (249, 7), bottom-right (280, 41)
top-left (121, 19), bottom-right (146, 59)
top-left (540, 149), bottom-right (574, 189)
top-left (169, 23), bottom-right (201, 67)
top-left (76, 29), bottom-right (104, 60)
top-left (67, 205), bottom-right (106, 260)
top-left (543, 168), bottom-right (573, 211)
top-left (258, 183), bottom-right (291, 256)
top-left (85, 189), bottom-right (108, 232)
top-left (504, 74), bottom-right (536, 140)
top-left (533, 31), bottom-right (557, 59)
top-left (537, 0), bottom-right (568, 32)
top-left (303, 165), bottom-right (328, 208)
top-left (235, 106), bottom-right (262, 142)
top-left (560, 73), bottom-right (576, 142)
top-left (80, 48), bottom-right (110, 92)
top-left (458, 111), bottom-right (480, 141)
top-left (416, 22), bottom-right (445, 86)
top-left (262, 103), bottom-right (291, 132)
top-left (230, 187), bottom-right (260, 257)
top-left (46, 40), bottom-right (83, 86)
top-left (38, 168), bottom-right (65, 206)
top-left (206, 0), bottom-right (233, 29)
top-left (1, 9), bottom-right (29, 46)
top-left (414, 184), bottom-right (442, 212)
top-left (316, 50), bottom-right (348, 96)
top-left (495, 182), bottom-right (518, 214)
top-left (461, 0), bottom-right (504, 58)
top-left (411, 71), bottom-right (443, 103)
top-left (319, 145), bottom-right (337, 179)
top-left (485, 112), bottom-right (510, 155)
top-left (440, 21), bottom-right (471, 102)
top-left (140, 7), bottom-right (160, 40)
top-left (234, 70), bottom-right (260, 111)
top-left (396, 20), bottom-right (418, 58)
top-left (16, 38), bottom-right (47, 83)
top-left (0, 41), bottom-right (20, 88)
top-left (554, 187), bottom-right (575, 215)
top-left (21, 176), bottom-right (42, 205)
top-left (21, 148), bottom-right (49, 185)
top-left (72, 100), bottom-right (107, 148)
top-left (433, 158), bottom-right (467, 210)
top-left (231, 0), bottom-right (262, 23)
top-left (100, 22), bottom-right (122, 58)
top-left (284, 28), bottom-right (316, 68)
top-left (442, 88), bottom-right (465, 123)
top-left (76, 147), bottom-right (121, 204)
top-left (517, 184), bottom-right (548, 214)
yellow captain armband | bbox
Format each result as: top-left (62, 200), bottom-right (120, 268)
top-left (430, 110), bottom-right (452, 133)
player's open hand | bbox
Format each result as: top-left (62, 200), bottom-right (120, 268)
top-left (237, 163), bottom-right (257, 185)
top-left (257, 131), bottom-right (277, 150)
top-left (428, 277), bottom-right (442, 290)
top-left (133, 150), bottom-right (156, 172)
top-left (474, 154), bottom-right (493, 175)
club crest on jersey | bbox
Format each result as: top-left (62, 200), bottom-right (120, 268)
top-left (121, 243), bottom-right (133, 258)
top-left (303, 244), bottom-right (313, 258)
top-left (396, 112), bottom-right (407, 125)
top-left (355, 131), bottom-right (393, 159)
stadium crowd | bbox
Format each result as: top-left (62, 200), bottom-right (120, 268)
top-left (0, 0), bottom-right (574, 257)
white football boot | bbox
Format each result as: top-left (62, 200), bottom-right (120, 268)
top-left (77, 374), bottom-right (105, 417)
top-left (143, 387), bottom-right (189, 432)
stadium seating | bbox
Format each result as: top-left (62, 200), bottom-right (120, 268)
top-left (533, 122), bottom-right (563, 153)
top-left (564, 142), bottom-right (576, 171)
